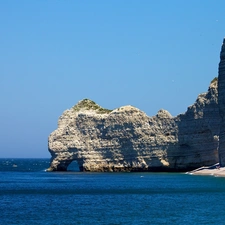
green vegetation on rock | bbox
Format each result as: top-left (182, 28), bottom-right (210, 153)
top-left (211, 77), bottom-right (218, 84)
top-left (73, 99), bottom-right (112, 114)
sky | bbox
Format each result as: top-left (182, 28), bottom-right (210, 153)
top-left (1, 0), bottom-right (225, 158)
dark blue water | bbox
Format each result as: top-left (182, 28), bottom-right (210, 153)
top-left (1, 159), bottom-right (225, 225)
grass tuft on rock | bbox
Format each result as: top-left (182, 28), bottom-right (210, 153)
top-left (73, 99), bottom-right (112, 114)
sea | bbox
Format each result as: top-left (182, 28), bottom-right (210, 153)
top-left (1, 159), bottom-right (225, 225)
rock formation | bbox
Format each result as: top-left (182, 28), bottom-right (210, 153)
top-left (47, 78), bottom-right (220, 172)
top-left (47, 37), bottom-right (225, 172)
top-left (218, 37), bottom-right (225, 166)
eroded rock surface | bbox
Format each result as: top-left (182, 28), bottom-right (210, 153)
top-left (48, 79), bottom-right (220, 172)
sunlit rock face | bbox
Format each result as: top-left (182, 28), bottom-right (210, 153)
top-left (47, 78), bottom-right (219, 172)
top-left (218, 38), bottom-right (225, 166)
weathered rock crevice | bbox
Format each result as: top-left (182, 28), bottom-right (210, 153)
top-left (47, 39), bottom-right (225, 172)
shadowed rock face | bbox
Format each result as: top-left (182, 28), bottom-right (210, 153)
top-left (47, 78), bottom-right (220, 172)
top-left (218, 38), bottom-right (225, 166)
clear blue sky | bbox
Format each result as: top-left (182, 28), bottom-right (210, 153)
top-left (1, 1), bottom-right (225, 158)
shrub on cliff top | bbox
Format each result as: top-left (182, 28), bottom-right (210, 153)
top-left (73, 99), bottom-right (112, 114)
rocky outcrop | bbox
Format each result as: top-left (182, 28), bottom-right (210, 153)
top-left (218, 38), bottom-right (225, 166)
top-left (47, 78), bottom-right (220, 172)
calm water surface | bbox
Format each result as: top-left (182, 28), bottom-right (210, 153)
top-left (1, 158), bottom-right (225, 225)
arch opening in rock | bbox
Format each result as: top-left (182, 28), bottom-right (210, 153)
top-left (67, 160), bottom-right (80, 172)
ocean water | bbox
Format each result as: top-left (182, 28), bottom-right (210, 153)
top-left (1, 159), bottom-right (225, 225)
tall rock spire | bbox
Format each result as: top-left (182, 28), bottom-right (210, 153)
top-left (218, 38), bottom-right (225, 166)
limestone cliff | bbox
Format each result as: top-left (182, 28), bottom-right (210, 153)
top-left (47, 78), bottom-right (220, 172)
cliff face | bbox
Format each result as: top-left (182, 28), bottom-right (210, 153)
top-left (218, 38), bottom-right (225, 166)
top-left (47, 79), bottom-right (220, 172)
